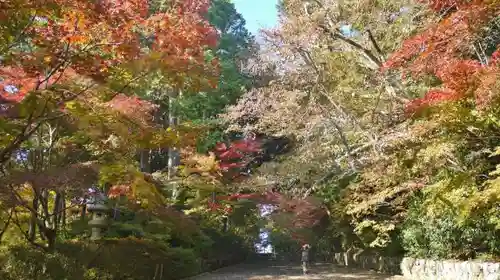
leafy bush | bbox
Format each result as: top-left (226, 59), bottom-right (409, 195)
top-left (268, 229), bottom-right (301, 260)
top-left (0, 238), bottom-right (201, 280)
top-left (402, 197), bottom-right (500, 260)
top-left (0, 244), bottom-right (87, 280)
top-left (199, 229), bottom-right (249, 269)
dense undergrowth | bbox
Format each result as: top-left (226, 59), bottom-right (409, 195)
top-left (0, 207), bottom-right (253, 280)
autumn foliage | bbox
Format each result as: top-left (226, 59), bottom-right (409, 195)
top-left (211, 190), bottom-right (326, 241)
top-left (0, 0), bottom-right (273, 265)
top-left (0, 0), bottom-right (219, 120)
top-left (0, 0), bottom-right (220, 197)
top-left (384, 0), bottom-right (500, 115)
top-left (0, 0), bottom-right (217, 88)
top-left (214, 135), bottom-right (262, 178)
top-left (181, 132), bottom-right (326, 240)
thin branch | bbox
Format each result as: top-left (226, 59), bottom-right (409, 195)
top-left (0, 102), bottom-right (70, 168)
top-left (0, 208), bottom-right (13, 242)
top-left (37, 41), bottom-right (72, 88)
top-left (39, 190), bottom-right (51, 226)
top-left (366, 29), bottom-right (384, 60)
top-left (47, 202), bottom-right (83, 219)
top-left (320, 24), bottom-right (383, 68)
top-left (7, 184), bottom-right (38, 215)
top-left (315, 102), bottom-right (358, 170)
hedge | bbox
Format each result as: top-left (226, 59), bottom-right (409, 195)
top-left (0, 238), bottom-right (201, 280)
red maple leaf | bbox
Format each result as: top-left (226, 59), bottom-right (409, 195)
top-left (219, 149), bottom-right (244, 160)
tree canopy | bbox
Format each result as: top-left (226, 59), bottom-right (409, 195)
top-left (222, 0), bottom-right (500, 259)
top-left (0, 0), bottom-right (499, 278)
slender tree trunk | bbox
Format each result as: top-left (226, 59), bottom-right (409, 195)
top-left (40, 189), bottom-right (50, 227)
top-left (53, 191), bottom-right (62, 233)
top-left (222, 216), bottom-right (229, 232)
top-left (167, 93), bottom-right (179, 180)
top-left (80, 204), bottom-right (86, 220)
top-left (139, 98), bottom-right (159, 173)
top-left (28, 191), bottom-right (39, 241)
top-left (60, 191), bottom-right (66, 228)
top-left (140, 149), bottom-right (151, 173)
top-left (167, 90), bottom-right (181, 203)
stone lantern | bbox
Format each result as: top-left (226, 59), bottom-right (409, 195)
top-left (87, 191), bottom-right (109, 241)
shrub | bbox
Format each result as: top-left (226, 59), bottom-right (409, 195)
top-left (0, 238), bottom-right (201, 280)
top-left (0, 244), bottom-right (86, 280)
top-left (402, 197), bottom-right (500, 260)
top-left (199, 229), bottom-right (249, 270)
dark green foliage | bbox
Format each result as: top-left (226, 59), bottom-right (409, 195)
top-left (268, 230), bottom-right (301, 260)
top-left (208, 0), bottom-right (253, 58)
top-left (173, 0), bottom-right (256, 122)
top-left (402, 196), bottom-right (500, 261)
top-left (199, 228), bottom-right (250, 270)
top-left (195, 123), bottom-right (226, 153)
top-left (0, 221), bottom-right (252, 280)
top-left (0, 239), bottom-right (201, 280)
top-left (0, 203), bottom-right (254, 280)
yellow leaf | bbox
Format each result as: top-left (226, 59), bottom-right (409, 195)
top-left (490, 146), bottom-right (500, 157)
top-left (65, 101), bottom-right (77, 110)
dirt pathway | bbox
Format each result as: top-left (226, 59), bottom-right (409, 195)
top-left (188, 262), bottom-right (406, 280)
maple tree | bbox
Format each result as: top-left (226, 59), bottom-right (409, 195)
top-left (205, 190), bottom-right (326, 242)
top-left (214, 134), bottom-right (262, 179)
top-left (0, 0), bottom-right (218, 184)
top-left (0, 1), bottom-right (265, 278)
top-left (178, 128), bottom-right (326, 241)
top-left (221, 0), bottom-right (500, 260)
top-left (178, 133), bottom-right (263, 187)
top-left (379, 0), bottom-right (500, 259)
top-left (383, 0), bottom-right (500, 114)
top-left (0, 0), bottom-right (222, 251)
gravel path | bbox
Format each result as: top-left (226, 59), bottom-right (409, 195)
top-left (189, 262), bottom-right (405, 280)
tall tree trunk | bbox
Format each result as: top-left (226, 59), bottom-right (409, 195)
top-left (167, 90), bottom-right (181, 202)
top-left (53, 191), bottom-right (62, 233)
top-left (80, 204), bottom-right (86, 220)
top-left (28, 190), bottom-right (39, 241)
top-left (140, 149), bottom-right (151, 173)
top-left (222, 216), bottom-right (229, 232)
top-left (60, 191), bottom-right (66, 229)
top-left (40, 189), bottom-right (50, 227)
top-left (167, 92), bottom-right (179, 180)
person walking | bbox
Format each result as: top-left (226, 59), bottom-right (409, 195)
top-left (301, 243), bottom-right (311, 275)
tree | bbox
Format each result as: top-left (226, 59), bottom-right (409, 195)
top-left (221, 0), bottom-right (500, 258)
top-left (222, 0), bottom-right (429, 200)
top-left (384, 0), bottom-right (500, 113)
top-left (381, 0), bottom-right (500, 258)
top-left (0, 0), bottom-right (218, 165)
top-left (0, 0), bottom-right (219, 251)
top-left (173, 0), bottom-right (256, 122)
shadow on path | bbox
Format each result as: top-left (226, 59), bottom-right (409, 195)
top-left (189, 262), bottom-right (405, 280)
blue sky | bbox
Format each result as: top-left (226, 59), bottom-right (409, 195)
top-left (232, 0), bottom-right (279, 35)
top-left (231, 1), bottom-right (358, 39)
